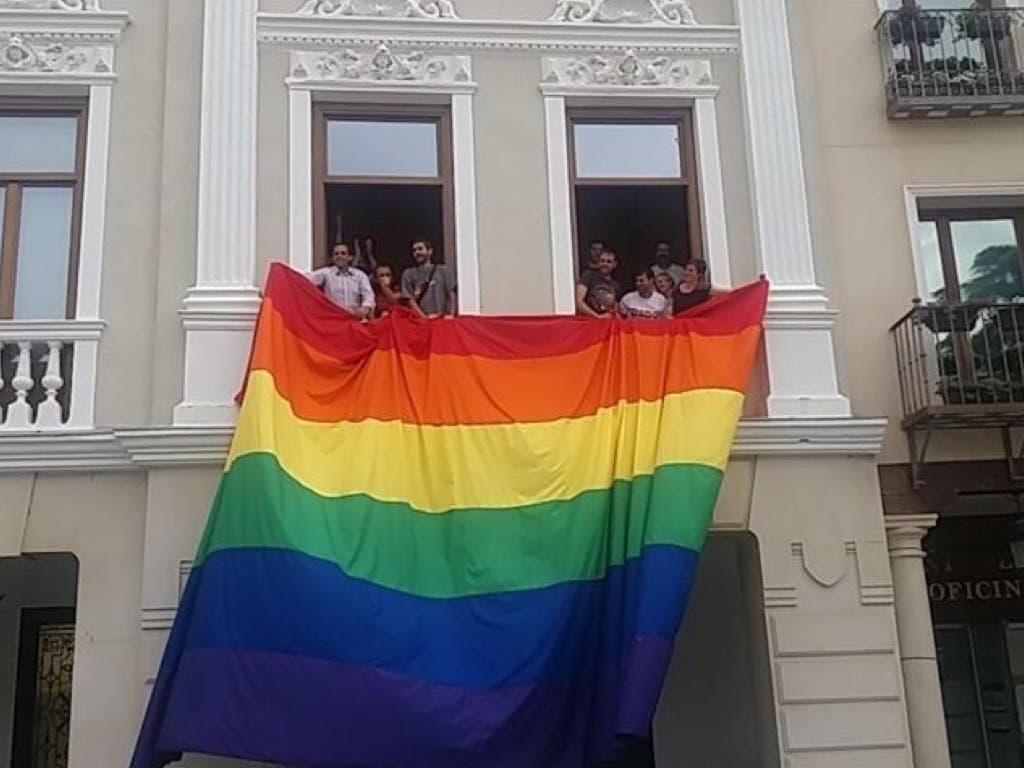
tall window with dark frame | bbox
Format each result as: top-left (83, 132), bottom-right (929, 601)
top-left (0, 99), bottom-right (86, 321)
top-left (312, 104), bottom-right (455, 276)
top-left (910, 201), bottom-right (1024, 409)
top-left (916, 203), bottom-right (1024, 303)
top-left (568, 108), bottom-right (702, 281)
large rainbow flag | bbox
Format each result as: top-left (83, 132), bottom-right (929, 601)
top-left (132, 262), bottom-right (767, 768)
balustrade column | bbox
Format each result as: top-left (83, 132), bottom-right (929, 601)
top-left (733, 0), bottom-right (850, 417)
top-left (174, 0), bottom-right (261, 426)
top-left (886, 514), bottom-right (951, 768)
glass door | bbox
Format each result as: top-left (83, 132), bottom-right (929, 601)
top-left (936, 622), bottom-right (1024, 768)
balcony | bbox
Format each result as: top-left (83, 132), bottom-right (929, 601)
top-left (876, 6), bottom-right (1024, 118)
top-left (891, 300), bottom-right (1024, 484)
top-left (0, 321), bottom-right (101, 432)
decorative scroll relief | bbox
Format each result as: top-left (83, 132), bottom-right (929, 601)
top-left (542, 50), bottom-right (711, 88)
top-left (0, 32), bottom-right (110, 73)
top-left (549, 0), bottom-right (696, 25)
top-left (291, 44), bottom-right (470, 84)
top-left (0, 0), bottom-right (99, 8)
top-left (298, 0), bottom-right (458, 19)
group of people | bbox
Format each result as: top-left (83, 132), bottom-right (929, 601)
top-left (306, 237), bottom-right (457, 320)
top-left (307, 235), bottom-right (710, 322)
top-left (576, 240), bottom-right (712, 320)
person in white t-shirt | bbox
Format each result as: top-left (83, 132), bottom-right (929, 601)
top-left (619, 268), bottom-right (669, 319)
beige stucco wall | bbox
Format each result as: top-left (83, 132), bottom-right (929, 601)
top-left (93, 0), bottom-right (173, 428)
top-left (790, 0), bottom-right (1024, 464)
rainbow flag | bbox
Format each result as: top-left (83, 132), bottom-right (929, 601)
top-left (132, 263), bottom-right (766, 768)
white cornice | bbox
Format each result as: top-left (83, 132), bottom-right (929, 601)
top-left (0, 8), bottom-right (129, 83)
top-left (732, 418), bottom-right (888, 456)
top-left (117, 427), bottom-right (233, 467)
top-left (0, 430), bottom-right (132, 472)
top-left (0, 417), bottom-right (888, 473)
top-left (0, 9), bottom-right (128, 40)
top-left (258, 14), bottom-right (740, 56)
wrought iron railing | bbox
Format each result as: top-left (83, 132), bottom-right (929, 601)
top-left (891, 300), bottom-right (1024, 424)
top-left (876, 7), bottom-right (1024, 117)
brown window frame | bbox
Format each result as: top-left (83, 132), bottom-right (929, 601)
top-left (566, 106), bottom-right (703, 272)
top-left (311, 102), bottom-right (456, 271)
top-left (0, 97), bottom-right (88, 321)
top-left (918, 205), bottom-right (1024, 304)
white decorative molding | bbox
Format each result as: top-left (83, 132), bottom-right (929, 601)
top-left (0, 0), bottom-right (98, 9)
top-left (885, 514), bottom-right (937, 560)
top-left (549, 0), bottom-right (696, 25)
top-left (259, 14), bottom-right (740, 56)
top-left (0, 32), bottom-right (108, 73)
top-left (117, 426), bottom-right (234, 467)
top-left (731, 417), bottom-right (888, 456)
top-left (291, 44), bottom-right (470, 85)
top-left (792, 540), bottom-right (855, 589)
top-left (0, 7), bottom-right (127, 42)
top-left (541, 50), bottom-right (711, 88)
top-left (0, 6), bottom-right (126, 83)
top-left (0, 319), bottom-right (103, 341)
top-left (298, 0), bottom-right (458, 19)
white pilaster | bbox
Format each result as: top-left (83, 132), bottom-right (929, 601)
top-left (452, 91), bottom-right (481, 314)
top-left (886, 514), bottom-right (951, 768)
top-left (288, 87), bottom-right (313, 272)
top-left (544, 94), bottom-right (576, 315)
top-left (734, 0), bottom-right (850, 417)
top-left (175, 0), bottom-right (261, 426)
top-left (67, 83), bottom-right (113, 430)
top-left (693, 96), bottom-right (731, 287)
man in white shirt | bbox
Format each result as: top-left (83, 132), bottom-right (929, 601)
top-left (306, 243), bottom-right (375, 319)
top-left (619, 267), bottom-right (669, 319)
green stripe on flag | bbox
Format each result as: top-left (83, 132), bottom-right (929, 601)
top-left (195, 452), bottom-right (722, 599)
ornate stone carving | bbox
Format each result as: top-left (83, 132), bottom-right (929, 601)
top-left (542, 50), bottom-right (711, 88)
top-left (291, 44), bottom-right (470, 84)
top-left (298, 0), bottom-right (458, 19)
top-left (549, 0), bottom-right (696, 25)
top-left (0, 0), bottom-right (99, 9)
top-left (0, 33), bottom-right (110, 73)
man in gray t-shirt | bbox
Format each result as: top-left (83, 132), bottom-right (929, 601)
top-left (401, 238), bottom-right (457, 317)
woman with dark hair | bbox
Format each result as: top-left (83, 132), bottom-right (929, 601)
top-left (673, 259), bottom-right (711, 314)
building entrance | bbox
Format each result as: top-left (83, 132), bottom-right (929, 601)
top-left (927, 512), bottom-right (1024, 767)
top-left (936, 622), bottom-right (1024, 767)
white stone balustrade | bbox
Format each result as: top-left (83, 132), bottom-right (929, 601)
top-left (0, 321), bottom-right (104, 432)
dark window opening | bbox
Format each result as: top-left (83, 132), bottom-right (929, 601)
top-left (312, 104), bottom-right (455, 274)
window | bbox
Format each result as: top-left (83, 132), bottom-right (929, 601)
top-left (568, 109), bottom-right (702, 281)
top-left (916, 202), bottom-right (1024, 303)
top-left (0, 100), bottom-right (86, 320)
top-left (312, 104), bottom-right (455, 274)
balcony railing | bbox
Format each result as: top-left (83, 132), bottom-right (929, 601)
top-left (891, 300), bottom-right (1024, 484)
top-left (891, 300), bottom-right (1024, 426)
top-left (0, 321), bottom-right (101, 431)
top-left (876, 7), bottom-right (1024, 118)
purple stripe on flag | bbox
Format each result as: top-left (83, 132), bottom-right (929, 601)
top-left (152, 644), bottom-right (670, 768)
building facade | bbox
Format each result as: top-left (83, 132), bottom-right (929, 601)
top-left (0, 0), bottom-right (1023, 766)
